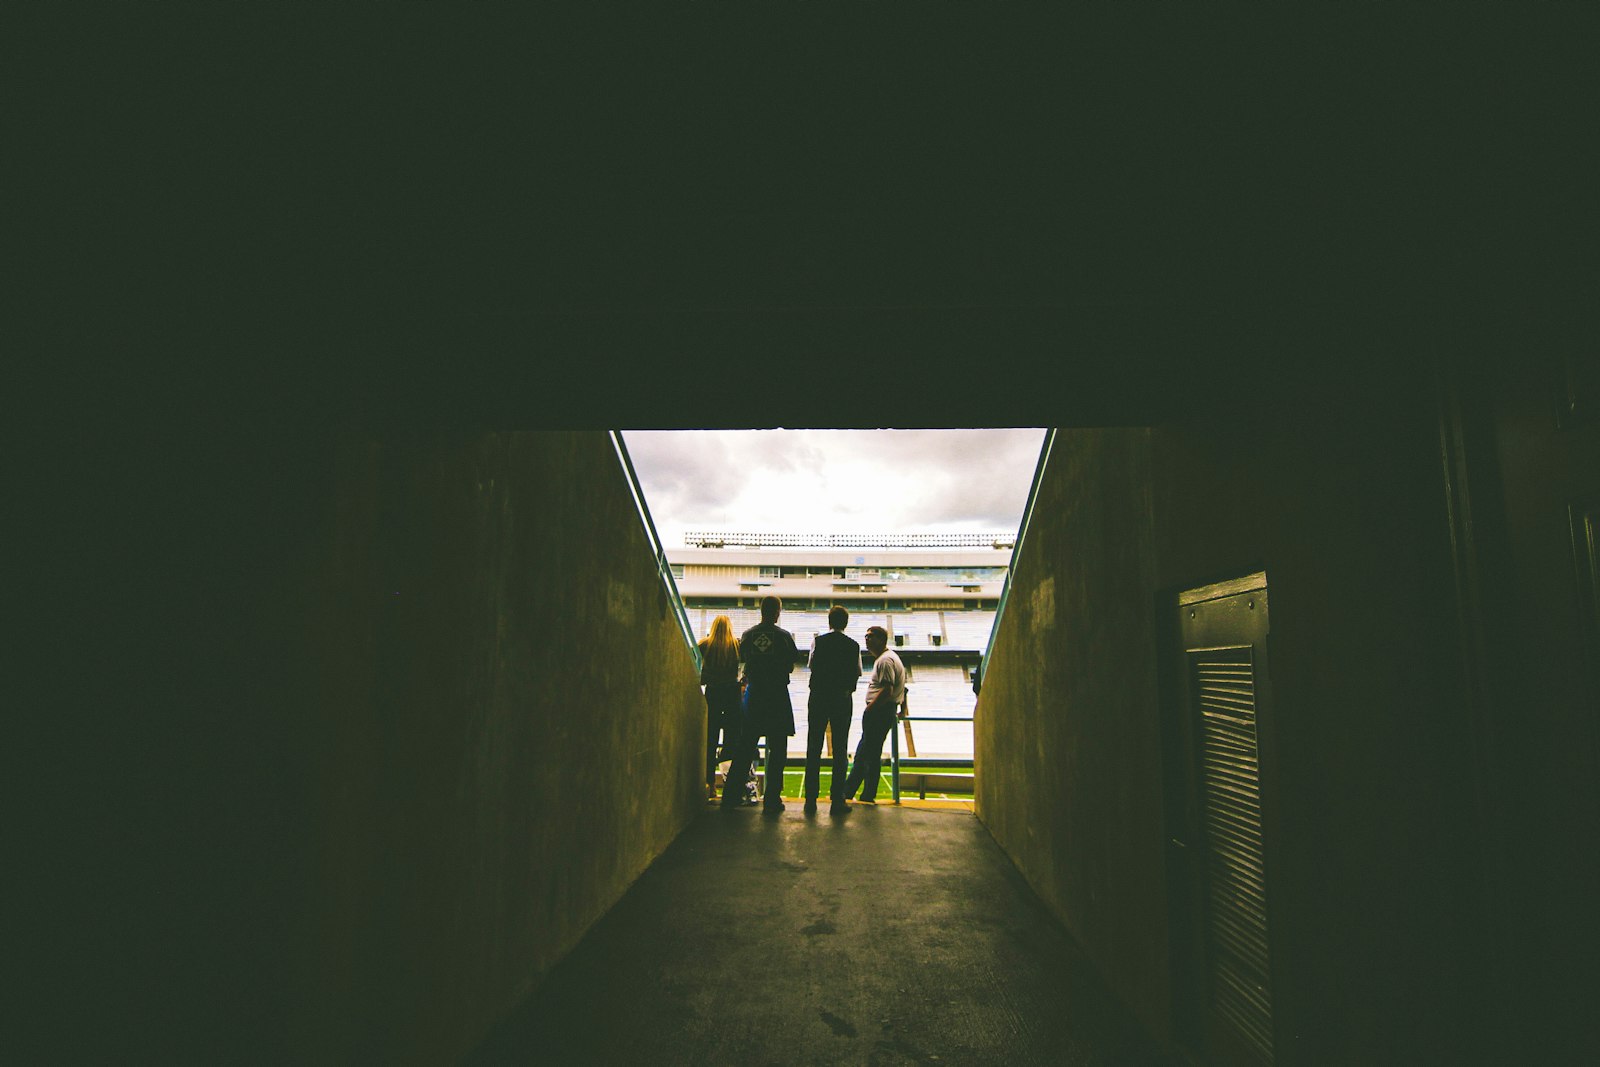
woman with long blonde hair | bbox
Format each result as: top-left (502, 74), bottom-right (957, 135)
top-left (697, 614), bottom-right (741, 799)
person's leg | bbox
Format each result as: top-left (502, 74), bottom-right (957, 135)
top-left (718, 685), bottom-right (754, 805)
top-left (850, 707), bottom-right (894, 802)
top-left (827, 697), bottom-right (852, 802)
top-left (763, 732), bottom-right (787, 810)
top-left (803, 695), bottom-right (828, 802)
top-left (705, 699), bottom-right (720, 790)
top-left (721, 728), bottom-right (757, 807)
top-left (709, 684), bottom-right (738, 771)
top-left (840, 710), bottom-right (874, 800)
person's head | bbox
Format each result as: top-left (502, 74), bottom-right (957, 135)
top-left (760, 594), bottom-right (782, 623)
top-left (827, 604), bottom-right (848, 631)
top-left (704, 614), bottom-right (738, 665)
top-left (865, 625), bottom-right (888, 654)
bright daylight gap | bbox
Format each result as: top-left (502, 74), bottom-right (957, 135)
top-left (621, 429), bottom-right (1046, 801)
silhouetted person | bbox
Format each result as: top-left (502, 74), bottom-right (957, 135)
top-left (840, 625), bottom-right (907, 806)
top-left (721, 595), bottom-right (798, 814)
top-left (697, 614), bottom-right (741, 801)
top-left (802, 604), bottom-right (862, 816)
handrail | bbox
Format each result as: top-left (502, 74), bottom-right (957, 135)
top-left (888, 683), bottom-right (980, 801)
top-left (890, 722), bottom-right (977, 803)
top-left (610, 431), bottom-right (701, 670)
top-left (979, 428), bottom-right (1056, 679)
top-left (747, 714), bottom-right (977, 803)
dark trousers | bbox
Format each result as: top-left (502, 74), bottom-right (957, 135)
top-left (704, 684), bottom-right (740, 787)
top-left (803, 692), bottom-right (853, 801)
top-left (842, 703), bottom-right (897, 802)
top-left (721, 728), bottom-right (787, 809)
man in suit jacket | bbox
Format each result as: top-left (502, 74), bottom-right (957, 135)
top-left (803, 604), bottom-right (863, 816)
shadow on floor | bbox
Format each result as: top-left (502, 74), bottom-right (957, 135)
top-left (471, 804), bottom-right (1180, 1066)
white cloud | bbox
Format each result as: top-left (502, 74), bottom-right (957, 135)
top-left (621, 429), bottom-right (1047, 547)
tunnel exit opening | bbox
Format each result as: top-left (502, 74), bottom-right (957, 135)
top-left (614, 428), bottom-right (1051, 806)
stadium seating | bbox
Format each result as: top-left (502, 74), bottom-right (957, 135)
top-left (941, 611), bottom-right (996, 650)
top-left (888, 610), bottom-right (947, 648)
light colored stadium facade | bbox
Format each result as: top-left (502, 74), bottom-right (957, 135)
top-left (667, 532), bottom-right (1013, 758)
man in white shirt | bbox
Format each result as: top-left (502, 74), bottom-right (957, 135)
top-left (840, 625), bottom-right (907, 806)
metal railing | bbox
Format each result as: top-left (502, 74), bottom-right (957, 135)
top-left (980, 428), bottom-right (1057, 681)
top-left (610, 431), bottom-right (701, 670)
top-left (888, 705), bottom-right (975, 803)
top-left (743, 709), bottom-right (976, 805)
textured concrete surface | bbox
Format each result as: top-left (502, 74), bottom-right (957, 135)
top-left (471, 805), bottom-right (1177, 1066)
top-left (977, 408), bottom-right (1491, 1064)
top-left (75, 430), bottom-right (710, 1064)
top-left (975, 428), bottom-right (1171, 1044)
top-left (280, 430), bottom-right (708, 1063)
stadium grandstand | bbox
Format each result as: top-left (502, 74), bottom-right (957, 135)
top-left (670, 533), bottom-right (1009, 759)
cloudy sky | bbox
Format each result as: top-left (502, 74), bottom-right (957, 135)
top-left (620, 429), bottom-right (1048, 548)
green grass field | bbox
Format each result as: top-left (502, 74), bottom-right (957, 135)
top-left (760, 765), bottom-right (975, 799)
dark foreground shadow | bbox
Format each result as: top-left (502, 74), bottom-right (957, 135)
top-left (470, 805), bottom-right (1178, 1066)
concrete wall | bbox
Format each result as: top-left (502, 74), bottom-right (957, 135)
top-left (1448, 338), bottom-right (1600, 1059)
top-left (975, 428), bottom-right (1169, 1036)
top-left (976, 384), bottom-right (1483, 1065)
top-left (66, 429), bottom-right (706, 1064)
top-left (285, 430), bottom-right (706, 1062)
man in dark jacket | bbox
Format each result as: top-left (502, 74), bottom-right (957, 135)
top-left (721, 595), bottom-right (799, 814)
top-left (803, 605), bottom-right (862, 815)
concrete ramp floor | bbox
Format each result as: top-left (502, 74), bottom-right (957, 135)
top-left (471, 805), bottom-right (1177, 1066)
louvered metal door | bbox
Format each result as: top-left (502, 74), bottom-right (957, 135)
top-left (1170, 574), bottom-right (1277, 1066)
top-left (1191, 645), bottom-right (1273, 1062)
